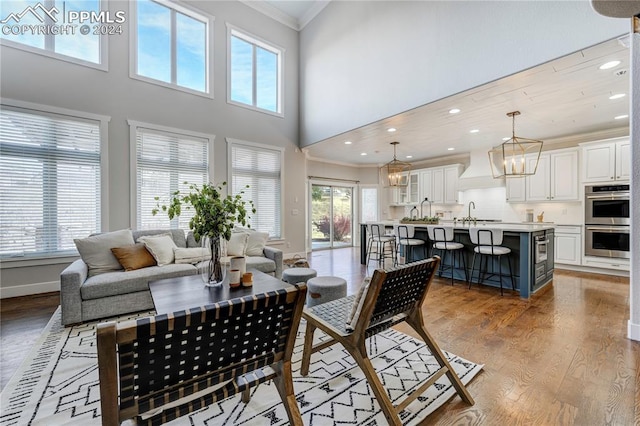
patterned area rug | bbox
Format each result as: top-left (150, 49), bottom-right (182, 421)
top-left (0, 308), bottom-right (483, 425)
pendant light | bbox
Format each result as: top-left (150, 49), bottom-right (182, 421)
top-left (379, 142), bottom-right (411, 187)
top-left (488, 111), bottom-right (543, 178)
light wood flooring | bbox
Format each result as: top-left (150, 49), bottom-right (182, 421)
top-left (1, 247), bottom-right (638, 425)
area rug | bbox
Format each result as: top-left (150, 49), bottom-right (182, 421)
top-left (0, 308), bottom-right (483, 425)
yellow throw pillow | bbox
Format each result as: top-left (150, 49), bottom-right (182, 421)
top-left (111, 244), bottom-right (157, 271)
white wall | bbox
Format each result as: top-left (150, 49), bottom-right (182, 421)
top-left (299, 1), bottom-right (628, 146)
top-left (0, 0), bottom-right (304, 295)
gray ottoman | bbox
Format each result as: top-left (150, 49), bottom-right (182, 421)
top-left (282, 267), bottom-right (317, 285)
top-left (306, 276), bottom-right (347, 307)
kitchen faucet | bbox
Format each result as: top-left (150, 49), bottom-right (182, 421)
top-left (420, 198), bottom-right (432, 218)
top-left (468, 201), bottom-right (475, 219)
top-left (462, 201), bottom-right (476, 225)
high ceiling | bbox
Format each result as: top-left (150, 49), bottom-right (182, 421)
top-left (303, 37), bottom-right (630, 167)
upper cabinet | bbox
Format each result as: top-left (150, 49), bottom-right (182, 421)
top-left (506, 148), bottom-right (579, 203)
top-left (581, 138), bottom-right (630, 183)
top-left (419, 164), bottom-right (462, 205)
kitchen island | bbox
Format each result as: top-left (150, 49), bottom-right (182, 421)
top-left (360, 222), bottom-right (554, 298)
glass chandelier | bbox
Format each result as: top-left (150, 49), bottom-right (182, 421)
top-left (379, 141), bottom-right (411, 187)
top-left (488, 111), bottom-right (543, 178)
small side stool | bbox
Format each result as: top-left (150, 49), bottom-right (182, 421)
top-left (282, 267), bottom-right (317, 285)
top-left (306, 276), bottom-right (347, 307)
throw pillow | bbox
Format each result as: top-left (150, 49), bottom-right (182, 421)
top-left (346, 276), bottom-right (372, 332)
top-left (111, 244), bottom-right (157, 271)
top-left (245, 231), bottom-right (269, 256)
top-left (174, 247), bottom-right (212, 264)
top-left (74, 229), bottom-right (135, 277)
top-left (226, 232), bottom-right (248, 257)
top-left (138, 234), bottom-right (177, 266)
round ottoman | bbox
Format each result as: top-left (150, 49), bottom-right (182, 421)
top-left (282, 267), bottom-right (317, 285)
top-left (306, 276), bottom-right (347, 307)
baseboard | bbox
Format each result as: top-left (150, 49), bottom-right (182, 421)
top-left (555, 264), bottom-right (630, 277)
top-left (0, 281), bottom-right (60, 299)
top-left (629, 320), bottom-right (640, 342)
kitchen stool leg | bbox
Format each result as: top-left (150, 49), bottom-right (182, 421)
top-left (469, 252), bottom-right (477, 290)
top-left (498, 255), bottom-right (504, 296)
top-left (507, 254), bottom-right (515, 290)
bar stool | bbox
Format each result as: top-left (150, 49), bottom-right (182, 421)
top-left (394, 224), bottom-right (426, 265)
top-left (427, 226), bottom-right (467, 285)
top-left (366, 223), bottom-right (396, 268)
top-left (468, 227), bottom-right (515, 296)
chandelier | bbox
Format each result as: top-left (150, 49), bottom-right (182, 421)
top-left (379, 142), bottom-right (411, 187)
top-left (488, 111), bottom-right (543, 178)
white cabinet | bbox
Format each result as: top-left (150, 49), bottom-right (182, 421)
top-left (581, 138), bottom-right (630, 183)
top-left (418, 164), bottom-right (462, 205)
top-left (505, 177), bottom-right (526, 202)
top-left (390, 173), bottom-right (420, 205)
top-left (518, 149), bottom-right (579, 202)
top-left (554, 225), bottom-right (581, 266)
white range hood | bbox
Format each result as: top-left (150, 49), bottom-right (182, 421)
top-left (457, 150), bottom-right (505, 191)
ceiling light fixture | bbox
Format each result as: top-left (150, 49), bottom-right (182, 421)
top-left (488, 111), bottom-right (543, 178)
top-left (379, 141), bottom-right (411, 187)
top-left (599, 60), bottom-right (621, 70)
top-left (470, 129), bottom-right (479, 133)
top-left (360, 152), bottom-right (367, 156)
top-left (387, 127), bottom-right (397, 133)
top-left (447, 147), bottom-right (455, 151)
top-left (449, 108), bottom-right (461, 114)
top-left (614, 114), bottom-right (629, 120)
top-left (609, 94), bottom-right (625, 100)
top-left (406, 155), bottom-right (413, 159)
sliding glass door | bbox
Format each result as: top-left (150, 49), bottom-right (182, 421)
top-left (311, 184), bottom-right (353, 250)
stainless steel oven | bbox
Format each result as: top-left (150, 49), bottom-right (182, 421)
top-left (534, 233), bottom-right (549, 263)
top-left (585, 184), bottom-right (630, 225)
top-left (585, 225), bottom-right (630, 259)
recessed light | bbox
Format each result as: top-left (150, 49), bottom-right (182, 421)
top-left (609, 93), bottom-right (625, 100)
top-left (344, 141), bottom-right (352, 145)
top-left (614, 114), bottom-right (628, 120)
top-left (502, 137), bottom-right (511, 141)
top-left (599, 60), bottom-right (621, 70)
top-left (360, 152), bottom-right (367, 156)
top-left (449, 108), bottom-right (460, 114)
top-left (406, 155), bottom-right (413, 159)
top-left (387, 128), bottom-right (397, 133)
top-left (470, 129), bottom-right (479, 133)
top-left (447, 147), bottom-right (455, 151)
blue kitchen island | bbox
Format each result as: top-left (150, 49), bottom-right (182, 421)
top-left (360, 222), bottom-right (555, 298)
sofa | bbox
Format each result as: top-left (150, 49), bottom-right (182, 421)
top-left (60, 228), bottom-right (283, 326)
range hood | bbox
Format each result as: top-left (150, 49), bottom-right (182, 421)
top-left (457, 150), bottom-right (505, 191)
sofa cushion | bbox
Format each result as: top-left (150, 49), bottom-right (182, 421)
top-left (74, 229), bottom-right (135, 277)
top-left (245, 231), bottom-right (269, 256)
top-left (81, 264), bottom-right (197, 300)
top-left (133, 229), bottom-right (187, 248)
top-left (111, 243), bottom-right (157, 271)
top-left (174, 247), bottom-right (211, 264)
top-left (139, 234), bottom-right (177, 266)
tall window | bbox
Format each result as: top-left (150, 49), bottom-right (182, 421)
top-left (228, 139), bottom-right (282, 239)
top-left (131, 121), bottom-right (211, 230)
top-left (0, 103), bottom-right (106, 258)
top-left (228, 25), bottom-right (283, 115)
top-left (132, 0), bottom-right (211, 94)
top-left (0, 0), bottom-right (107, 69)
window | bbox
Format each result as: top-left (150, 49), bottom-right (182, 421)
top-left (360, 187), bottom-right (379, 223)
top-left (0, 102), bottom-right (107, 258)
top-left (228, 139), bottom-right (283, 239)
top-left (130, 121), bottom-right (211, 230)
top-left (228, 25), bottom-right (283, 115)
top-left (0, 0), bottom-right (108, 69)
top-left (131, 0), bottom-right (211, 95)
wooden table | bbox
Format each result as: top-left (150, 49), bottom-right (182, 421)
top-left (149, 269), bottom-right (290, 315)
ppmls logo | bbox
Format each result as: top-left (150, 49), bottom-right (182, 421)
top-left (0, 3), bottom-right (59, 24)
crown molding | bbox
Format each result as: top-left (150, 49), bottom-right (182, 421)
top-left (299, 1), bottom-right (330, 29)
top-left (238, 0), bottom-right (330, 31)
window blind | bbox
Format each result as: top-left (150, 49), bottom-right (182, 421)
top-left (0, 106), bottom-right (101, 258)
top-left (230, 142), bottom-right (281, 238)
top-left (136, 126), bottom-right (209, 230)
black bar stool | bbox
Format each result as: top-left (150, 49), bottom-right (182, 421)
top-left (366, 223), bottom-right (396, 268)
top-left (427, 226), bottom-right (467, 285)
top-left (468, 227), bottom-right (515, 295)
top-left (394, 224), bottom-right (426, 265)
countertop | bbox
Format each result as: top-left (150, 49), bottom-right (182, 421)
top-left (362, 221), bottom-right (555, 233)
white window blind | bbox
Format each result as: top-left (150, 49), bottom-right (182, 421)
top-left (135, 126), bottom-right (209, 230)
top-left (230, 141), bottom-right (282, 238)
top-left (0, 106), bottom-right (101, 258)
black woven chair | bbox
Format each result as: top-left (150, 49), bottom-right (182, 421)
top-left (97, 284), bottom-right (307, 426)
top-left (300, 258), bottom-right (474, 425)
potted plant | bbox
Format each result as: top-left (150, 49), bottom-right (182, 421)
top-left (152, 182), bottom-right (255, 284)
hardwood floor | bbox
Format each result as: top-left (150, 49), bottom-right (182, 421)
top-left (1, 247), bottom-right (638, 425)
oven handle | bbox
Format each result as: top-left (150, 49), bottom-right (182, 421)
top-left (535, 239), bottom-right (549, 244)
top-left (586, 226), bottom-right (630, 232)
top-left (586, 193), bottom-right (629, 199)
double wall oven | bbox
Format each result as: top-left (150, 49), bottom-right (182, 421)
top-left (584, 184), bottom-right (630, 259)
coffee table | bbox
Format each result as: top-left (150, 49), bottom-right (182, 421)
top-left (149, 269), bottom-right (290, 315)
